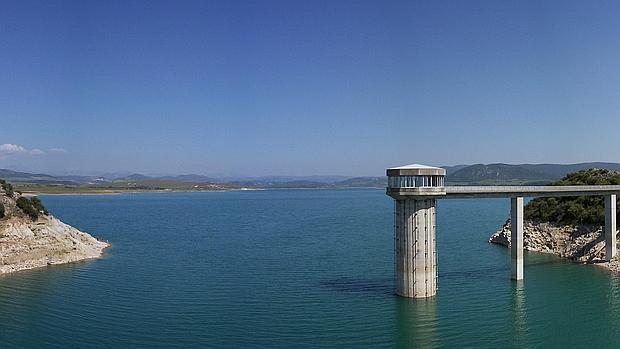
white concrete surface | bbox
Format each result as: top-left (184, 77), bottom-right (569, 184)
top-left (394, 199), bottom-right (437, 298)
top-left (605, 194), bottom-right (617, 261)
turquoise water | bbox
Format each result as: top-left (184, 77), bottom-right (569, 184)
top-left (1, 189), bottom-right (620, 348)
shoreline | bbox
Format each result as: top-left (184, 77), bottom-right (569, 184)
top-left (489, 219), bottom-right (620, 272)
top-left (0, 215), bottom-right (110, 275)
top-left (23, 188), bottom-right (261, 196)
top-left (0, 243), bottom-right (111, 276)
top-left (24, 187), bottom-right (383, 196)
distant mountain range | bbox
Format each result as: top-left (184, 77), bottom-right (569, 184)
top-left (3, 162), bottom-right (620, 190)
top-left (446, 164), bottom-right (552, 185)
top-left (0, 169), bottom-right (78, 185)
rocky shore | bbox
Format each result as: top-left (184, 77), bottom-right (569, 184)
top-left (0, 188), bottom-right (109, 274)
top-left (489, 219), bottom-right (620, 272)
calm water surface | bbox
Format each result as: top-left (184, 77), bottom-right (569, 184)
top-left (0, 189), bottom-right (619, 348)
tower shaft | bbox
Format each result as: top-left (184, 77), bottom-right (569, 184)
top-left (394, 198), bottom-right (437, 298)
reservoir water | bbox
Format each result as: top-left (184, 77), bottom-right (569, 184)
top-left (1, 189), bottom-right (619, 348)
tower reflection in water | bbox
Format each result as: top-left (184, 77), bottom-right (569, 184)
top-left (395, 297), bottom-right (438, 348)
top-left (511, 281), bottom-right (530, 347)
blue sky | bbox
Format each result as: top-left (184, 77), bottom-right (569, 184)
top-left (2, 0), bottom-right (620, 176)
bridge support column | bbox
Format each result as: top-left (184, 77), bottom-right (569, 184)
top-left (605, 194), bottom-right (617, 261)
top-left (511, 197), bottom-right (524, 281)
top-left (394, 198), bottom-right (437, 298)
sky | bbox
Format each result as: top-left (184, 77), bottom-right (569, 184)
top-left (2, 0), bottom-right (620, 177)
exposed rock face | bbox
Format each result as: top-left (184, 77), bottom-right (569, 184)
top-left (0, 190), bottom-right (109, 274)
top-left (489, 219), bottom-right (620, 272)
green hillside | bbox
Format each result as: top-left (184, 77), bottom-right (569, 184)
top-left (525, 169), bottom-right (620, 225)
top-left (446, 163), bottom-right (554, 185)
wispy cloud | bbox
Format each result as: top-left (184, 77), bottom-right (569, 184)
top-left (0, 143), bottom-right (52, 159)
top-left (49, 148), bottom-right (68, 153)
top-left (0, 143), bottom-right (28, 156)
top-left (30, 148), bottom-right (45, 155)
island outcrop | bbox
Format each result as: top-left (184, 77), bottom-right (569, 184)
top-left (489, 169), bottom-right (620, 272)
top-left (0, 179), bottom-right (109, 274)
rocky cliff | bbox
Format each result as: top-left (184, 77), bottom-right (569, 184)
top-left (0, 186), bottom-right (109, 274)
top-left (489, 219), bottom-right (620, 272)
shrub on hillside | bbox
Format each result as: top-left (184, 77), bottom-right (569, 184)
top-left (0, 203), bottom-right (4, 219)
top-left (16, 197), bottom-right (39, 220)
top-left (0, 179), bottom-right (14, 198)
top-left (525, 169), bottom-right (620, 226)
top-left (30, 197), bottom-right (49, 215)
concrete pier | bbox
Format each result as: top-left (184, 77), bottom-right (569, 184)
top-left (511, 197), bottom-right (524, 280)
top-left (394, 198), bottom-right (437, 298)
top-left (605, 194), bottom-right (617, 261)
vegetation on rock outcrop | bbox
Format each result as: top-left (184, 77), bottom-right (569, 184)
top-left (15, 196), bottom-right (48, 220)
top-left (525, 169), bottom-right (620, 226)
top-left (30, 197), bottom-right (48, 215)
top-left (0, 179), bottom-right (14, 198)
top-left (1, 178), bottom-right (49, 221)
top-left (16, 197), bottom-right (39, 220)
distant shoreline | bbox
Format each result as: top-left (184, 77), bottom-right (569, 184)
top-left (26, 189), bottom-right (253, 196)
top-left (26, 187), bottom-right (384, 196)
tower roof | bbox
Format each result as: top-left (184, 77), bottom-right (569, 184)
top-left (388, 163), bottom-right (442, 170)
top-left (387, 163), bottom-right (445, 176)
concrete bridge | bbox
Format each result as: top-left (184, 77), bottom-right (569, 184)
top-left (386, 164), bottom-right (620, 298)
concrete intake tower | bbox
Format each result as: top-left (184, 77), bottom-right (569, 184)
top-left (386, 164), bottom-right (445, 298)
top-left (386, 163), bottom-right (619, 299)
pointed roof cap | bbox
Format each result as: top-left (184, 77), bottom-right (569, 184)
top-left (387, 163), bottom-right (445, 176)
top-left (388, 163), bottom-right (442, 170)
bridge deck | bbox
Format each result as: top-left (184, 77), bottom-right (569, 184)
top-left (444, 185), bottom-right (620, 198)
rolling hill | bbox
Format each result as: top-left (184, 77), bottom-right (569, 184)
top-left (445, 164), bottom-right (555, 185)
top-left (0, 169), bottom-right (76, 185)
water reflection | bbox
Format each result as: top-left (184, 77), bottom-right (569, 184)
top-left (511, 281), bottom-right (529, 347)
top-left (394, 297), bottom-right (439, 348)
